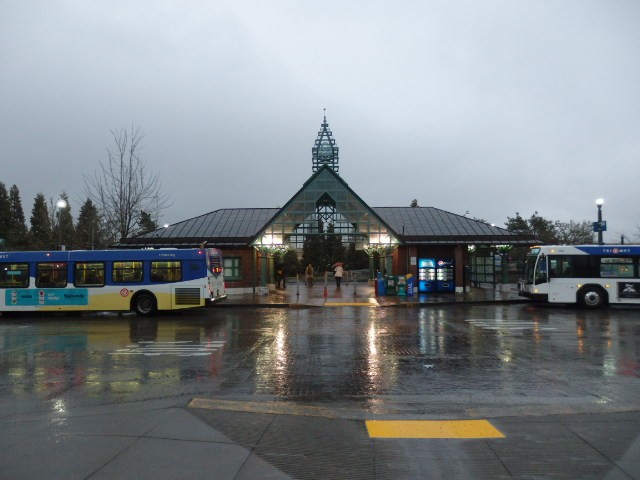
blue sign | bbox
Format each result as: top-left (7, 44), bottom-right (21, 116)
top-left (593, 221), bottom-right (607, 232)
top-left (6, 289), bottom-right (89, 307)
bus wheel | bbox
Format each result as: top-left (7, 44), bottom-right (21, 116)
top-left (133, 293), bottom-right (156, 316)
top-left (579, 286), bottom-right (606, 309)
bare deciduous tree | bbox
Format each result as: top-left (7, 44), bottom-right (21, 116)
top-left (84, 126), bottom-right (172, 242)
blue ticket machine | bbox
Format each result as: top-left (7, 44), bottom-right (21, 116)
top-left (418, 258), bottom-right (436, 293)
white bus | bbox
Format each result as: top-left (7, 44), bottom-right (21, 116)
top-left (518, 245), bottom-right (640, 308)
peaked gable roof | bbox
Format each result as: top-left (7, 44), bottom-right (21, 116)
top-left (115, 169), bottom-right (536, 249)
top-left (374, 207), bottom-right (535, 244)
top-left (116, 208), bottom-right (279, 248)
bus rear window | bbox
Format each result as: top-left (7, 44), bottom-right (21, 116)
top-left (113, 261), bottom-right (143, 283)
top-left (0, 263), bottom-right (29, 288)
top-left (75, 262), bottom-right (105, 287)
top-left (36, 263), bottom-right (67, 288)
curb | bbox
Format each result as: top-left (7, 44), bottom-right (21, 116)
top-left (214, 299), bottom-right (531, 309)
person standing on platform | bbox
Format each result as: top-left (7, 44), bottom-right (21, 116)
top-left (305, 264), bottom-right (314, 286)
top-left (334, 263), bottom-right (344, 288)
top-left (276, 263), bottom-right (286, 289)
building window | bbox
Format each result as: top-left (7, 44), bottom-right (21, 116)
top-left (224, 257), bottom-right (241, 280)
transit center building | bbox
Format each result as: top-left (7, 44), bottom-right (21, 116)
top-left (116, 116), bottom-right (536, 294)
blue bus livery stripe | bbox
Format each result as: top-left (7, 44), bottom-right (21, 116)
top-left (6, 288), bottom-right (89, 306)
top-left (575, 246), bottom-right (640, 256)
top-left (0, 249), bottom-right (207, 263)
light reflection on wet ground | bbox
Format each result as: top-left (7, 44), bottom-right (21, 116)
top-left (0, 305), bottom-right (639, 417)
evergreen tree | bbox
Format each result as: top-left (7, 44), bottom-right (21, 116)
top-left (302, 219), bottom-right (325, 272)
top-left (76, 199), bottom-right (105, 249)
top-left (345, 242), bottom-right (369, 270)
top-left (324, 222), bottom-right (346, 267)
top-left (528, 211), bottom-right (558, 244)
top-left (0, 183), bottom-right (10, 249)
top-left (30, 193), bottom-right (52, 249)
top-left (137, 210), bottom-right (157, 235)
top-left (274, 249), bottom-right (302, 276)
top-left (410, 198), bottom-right (418, 207)
top-left (504, 212), bottom-right (530, 235)
top-left (8, 185), bottom-right (29, 249)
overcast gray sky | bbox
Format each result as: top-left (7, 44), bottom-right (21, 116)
top-left (2, 0), bottom-right (639, 243)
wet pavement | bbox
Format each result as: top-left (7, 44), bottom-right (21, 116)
top-left (1, 285), bottom-right (639, 479)
top-left (220, 280), bottom-right (526, 308)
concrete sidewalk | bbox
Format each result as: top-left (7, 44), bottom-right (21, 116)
top-left (5, 397), bottom-right (638, 480)
top-left (218, 280), bottom-right (528, 308)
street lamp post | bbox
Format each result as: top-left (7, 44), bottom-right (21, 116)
top-left (56, 198), bottom-right (67, 250)
top-left (595, 198), bottom-right (604, 245)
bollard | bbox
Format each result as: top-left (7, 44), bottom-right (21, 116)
top-left (323, 272), bottom-right (328, 298)
top-left (296, 274), bottom-right (300, 299)
top-left (353, 272), bottom-right (357, 297)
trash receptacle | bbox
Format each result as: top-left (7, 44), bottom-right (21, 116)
top-left (406, 274), bottom-right (415, 296)
top-left (386, 275), bottom-right (398, 296)
top-left (397, 275), bottom-right (407, 296)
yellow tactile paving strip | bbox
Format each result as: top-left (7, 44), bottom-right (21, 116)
top-left (324, 302), bottom-right (377, 307)
top-left (365, 420), bottom-right (505, 439)
top-left (324, 298), bottom-right (379, 307)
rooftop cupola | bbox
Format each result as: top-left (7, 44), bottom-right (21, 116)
top-left (312, 111), bottom-right (339, 174)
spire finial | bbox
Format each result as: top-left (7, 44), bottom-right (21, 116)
top-left (312, 110), bottom-right (339, 174)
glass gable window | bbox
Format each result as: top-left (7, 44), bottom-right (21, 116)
top-left (253, 168), bottom-right (398, 251)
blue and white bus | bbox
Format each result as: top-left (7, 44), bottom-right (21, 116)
top-left (0, 248), bottom-right (225, 315)
top-left (518, 245), bottom-right (640, 308)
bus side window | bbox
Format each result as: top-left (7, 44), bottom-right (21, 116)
top-left (75, 262), bottom-right (105, 287)
top-left (36, 263), bottom-right (67, 288)
top-left (555, 256), bottom-right (574, 277)
top-left (151, 261), bottom-right (181, 282)
top-left (549, 258), bottom-right (557, 278)
top-left (113, 261), bottom-right (143, 283)
top-left (0, 263), bottom-right (29, 288)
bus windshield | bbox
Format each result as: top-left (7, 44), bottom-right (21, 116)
top-left (524, 252), bottom-right (548, 285)
top-left (534, 254), bottom-right (548, 285)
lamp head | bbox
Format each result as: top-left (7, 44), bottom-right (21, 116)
top-left (595, 198), bottom-right (604, 206)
